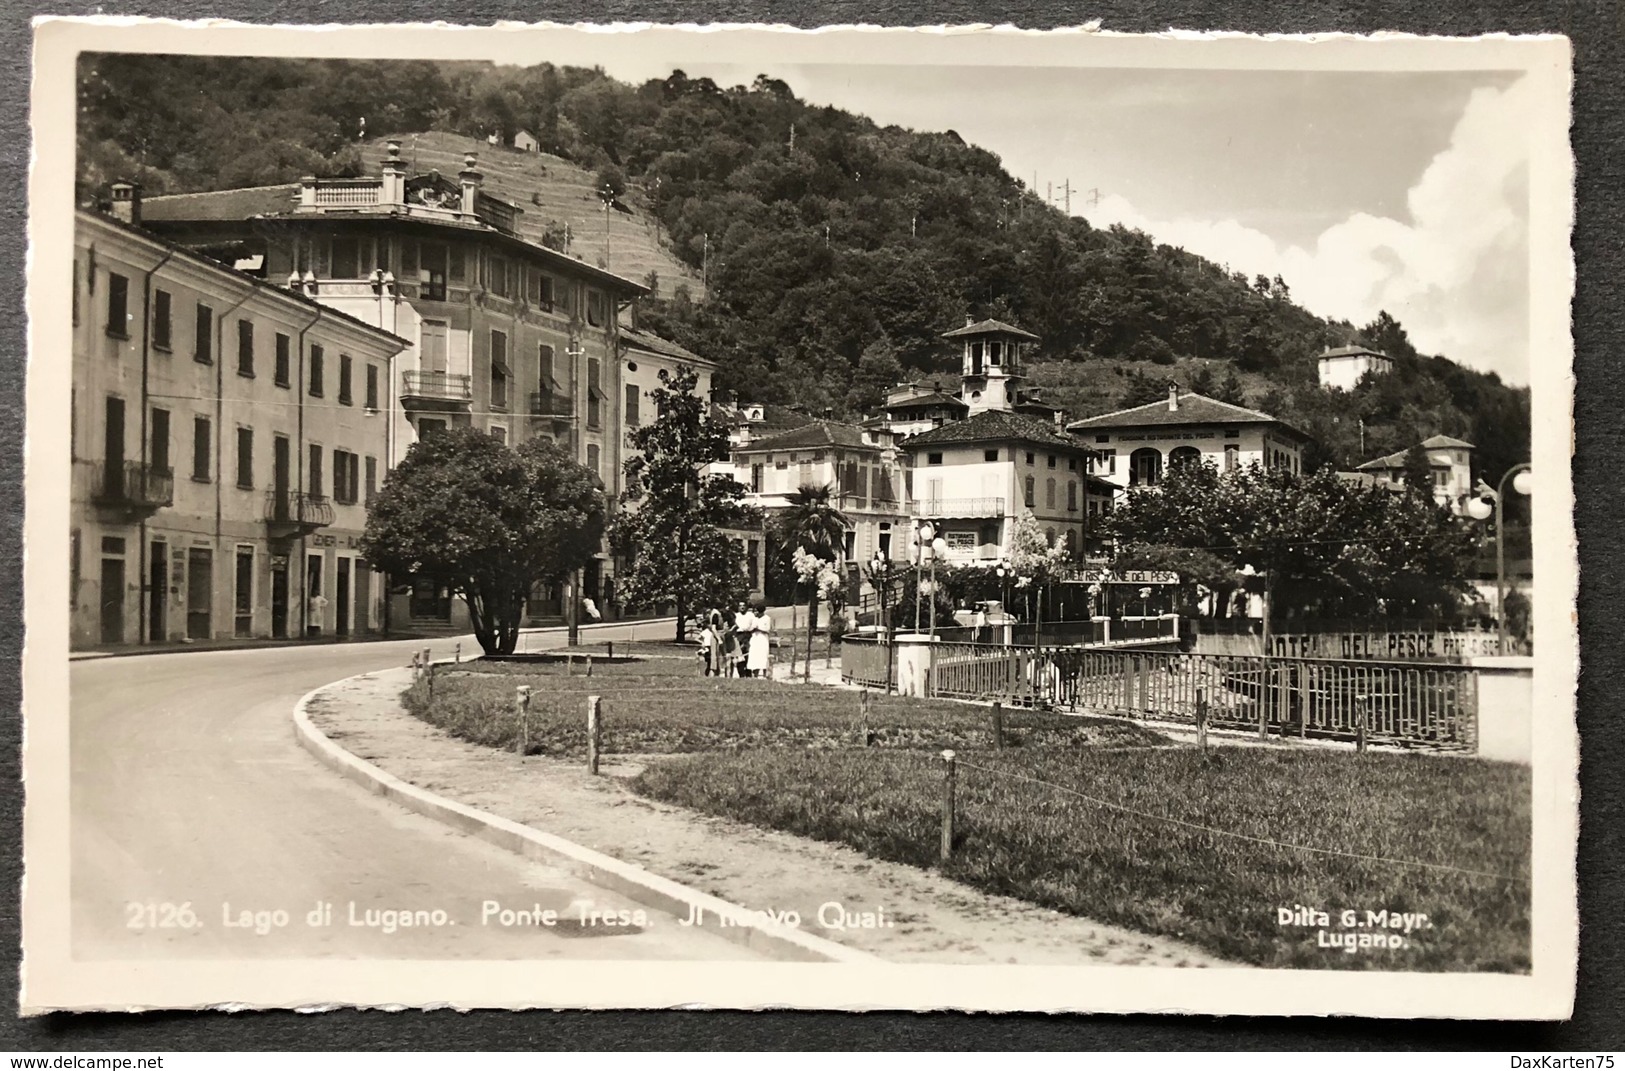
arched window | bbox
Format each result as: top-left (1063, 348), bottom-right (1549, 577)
top-left (1045, 477), bottom-right (1056, 508)
top-left (1168, 445), bottom-right (1202, 471)
top-left (1129, 447), bottom-right (1163, 487)
top-left (1045, 527), bottom-right (1057, 546)
top-left (1065, 529), bottom-right (1078, 556)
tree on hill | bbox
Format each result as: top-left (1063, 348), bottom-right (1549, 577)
top-left (616, 365), bottom-right (762, 641)
top-left (1401, 443), bottom-right (1435, 496)
top-left (1214, 369), bottom-right (1247, 406)
top-left (360, 428), bottom-right (606, 655)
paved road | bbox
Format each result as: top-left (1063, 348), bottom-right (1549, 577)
top-left (69, 622), bottom-right (760, 961)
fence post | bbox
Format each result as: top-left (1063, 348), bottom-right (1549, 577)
top-left (1196, 688), bottom-right (1208, 753)
top-left (859, 687), bottom-right (872, 747)
top-left (566, 653), bottom-right (574, 676)
top-left (939, 749), bottom-right (956, 863)
top-left (426, 659), bottom-right (436, 701)
top-left (1356, 694), bottom-right (1368, 754)
top-left (454, 642), bottom-right (461, 664)
top-left (410, 651), bottom-right (420, 676)
top-left (1259, 661), bottom-right (1271, 740)
top-left (585, 654), bottom-right (593, 678)
top-left (422, 647), bottom-right (431, 674)
top-left (587, 696), bottom-right (602, 775)
top-left (607, 640), bottom-right (614, 660)
top-left (516, 685), bottom-right (532, 756)
top-left (991, 701), bottom-right (1005, 752)
top-left (789, 634), bottom-right (798, 677)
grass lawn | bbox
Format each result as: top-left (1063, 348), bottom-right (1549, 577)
top-left (401, 658), bottom-right (1530, 972)
top-left (633, 746), bottom-right (1530, 971)
top-left (402, 659), bottom-right (1165, 758)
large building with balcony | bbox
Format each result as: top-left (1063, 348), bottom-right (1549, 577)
top-left (731, 420), bottom-right (909, 567)
top-left (136, 143), bottom-right (715, 624)
top-left (898, 409), bottom-right (1094, 564)
top-left (1067, 385), bottom-right (1310, 490)
top-left (71, 204), bottom-right (409, 650)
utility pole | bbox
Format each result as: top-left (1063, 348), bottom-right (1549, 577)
top-left (1047, 180), bottom-right (1053, 205)
top-left (1087, 187), bottom-right (1101, 208)
top-left (1062, 179), bottom-right (1073, 215)
top-left (789, 123), bottom-right (795, 151)
top-left (702, 232), bottom-right (709, 291)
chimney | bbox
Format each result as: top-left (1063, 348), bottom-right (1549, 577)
top-left (381, 139), bottom-right (407, 206)
top-left (1168, 384), bottom-right (1180, 412)
top-left (459, 152), bottom-right (482, 216)
top-left (965, 314), bottom-right (974, 327)
top-left (108, 181), bottom-right (142, 226)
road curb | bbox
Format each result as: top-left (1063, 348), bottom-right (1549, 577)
top-left (291, 667), bottom-right (875, 965)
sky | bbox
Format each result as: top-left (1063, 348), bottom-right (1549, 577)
top-left (519, 50), bottom-right (1534, 384)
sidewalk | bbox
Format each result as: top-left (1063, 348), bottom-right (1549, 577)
top-left (304, 666), bottom-right (1223, 967)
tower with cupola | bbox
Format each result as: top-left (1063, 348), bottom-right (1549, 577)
top-left (942, 317), bottom-right (1040, 416)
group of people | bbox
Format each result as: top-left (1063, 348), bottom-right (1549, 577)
top-left (695, 596), bottom-right (775, 678)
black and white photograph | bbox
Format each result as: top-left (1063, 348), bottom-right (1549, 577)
top-left (21, 20), bottom-right (1577, 1018)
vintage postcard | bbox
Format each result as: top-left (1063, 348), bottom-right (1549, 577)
top-left (21, 19), bottom-right (1577, 1017)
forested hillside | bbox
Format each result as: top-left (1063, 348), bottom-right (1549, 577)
top-left (76, 54), bottom-right (1531, 484)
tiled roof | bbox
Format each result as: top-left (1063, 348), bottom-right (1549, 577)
top-left (1066, 392), bottom-right (1302, 437)
top-left (621, 328), bottom-right (712, 367)
top-left (141, 185), bottom-right (301, 221)
top-left (888, 390), bottom-right (967, 410)
top-left (941, 318), bottom-right (1041, 341)
top-left (1420, 434), bottom-right (1475, 449)
top-left (1357, 450), bottom-right (1449, 472)
top-left (740, 420), bottom-right (874, 452)
top-left (1320, 345), bottom-right (1390, 360)
top-left (902, 409), bottom-right (1084, 451)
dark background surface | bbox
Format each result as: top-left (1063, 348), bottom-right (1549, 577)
top-left (1, 0), bottom-right (1619, 1051)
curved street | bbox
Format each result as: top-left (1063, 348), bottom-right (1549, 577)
top-left (69, 622), bottom-right (760, 961)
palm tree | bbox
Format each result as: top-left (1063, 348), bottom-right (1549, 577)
top-left (775, 484), bottom-right (851, 667)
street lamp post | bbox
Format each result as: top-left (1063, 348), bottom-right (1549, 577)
top-left (995, 559), bottom-right (1010, 645)
top-left (870, 549), bottom-right (896, 695)
top-left (913, 522), bottom-right (933, 634)
top-left (1241, 563), bottom-right (1270, 652)
top-left (1468, 463), bottom-right (1533, 655)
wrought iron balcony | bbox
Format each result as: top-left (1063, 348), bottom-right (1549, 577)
top-left (265, 490), bottom-right (334, 537)
top-left (401, 371), bottom-right (473, 411)
top-left (90, 461), bottom-right (174, 517)
top-left (913, 496), bottom-right (1006, 518)
top-left (529, 391), bottom-right (574, 420)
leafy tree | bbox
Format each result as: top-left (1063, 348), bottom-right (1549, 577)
top-left (1401, 442), bottom-right (1435, 496)
top-left (617, 365), bottom-right (762, 641)
top-left (775, 483), bottom-right (851, 658)
top-left (360, 428), bottom-right (605, 655)
top-left (844, 337), bottom-right (906, 416)
top-left (1214, 369), bottom-right (1248, 406)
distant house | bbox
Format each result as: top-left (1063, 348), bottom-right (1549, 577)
top-left (1344, 434), bottom-right (1476, 515)
top-left (1067, 385), bottom-right (1310, 490)
top-left (1317, 344), bottom-right (1393, 391)
top-left (513, 129), bottom-right (541, 153)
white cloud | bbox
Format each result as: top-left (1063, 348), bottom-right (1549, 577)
top-left (1081, 79), bottom-right (1532, 384)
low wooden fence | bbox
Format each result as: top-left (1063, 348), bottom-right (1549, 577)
top-left (927, 643), bottom-right (1477, 750)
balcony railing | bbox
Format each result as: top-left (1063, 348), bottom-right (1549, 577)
top-left (401, 371), bottom-right (473, 407)
top-left (310, 181), bottom-right (383, 208)
top-left (529, 391), bottom-right (574, 419)
top-left (264, 490), bottom-right (334, 535)
top-left (914, 496), bottom-right (1006, 518)
top-left (90, 461), bottom-right (174, 514)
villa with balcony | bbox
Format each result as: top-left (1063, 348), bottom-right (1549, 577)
top-left (898, 409), bottom-right (1094, 564)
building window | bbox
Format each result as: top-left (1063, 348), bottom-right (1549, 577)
top-left (1024, 475), bottom-right (1035, 508)
top-left (274, 333), bottom-right (291, 387)
top-left (1067, 481), bottom-right (1077, 511)
top-left (339, 354), bottom-right (354, 406)
top-left (624, 383), bottom-right (640, 426)
top-left (419, 241), bottom-right (447, 300)
top-left (308, 444), bottom-right (324, 498)
top-left (448, 245), bottom-right (466, 284)
top-left (586, 443), bottom-right (600, 478)
top-left (1095, 449), bottom-right (1117, 476)
top-left (750, 463), bottom-right (763, 493)
top-left (150, 408), bottom-right (170, 475)
top-left (983, 448), bottom-right (998, 462)
top-left (106, 272), bottom-right (129, 338)
top-left (1045, 477), bottom-right (1056, 509)
top-left (490, 331), bottom-right (509, 409)
top-left (538, 343), bottom-right (556, 389)
top-left (153, 290), bottom-right (172, 350)
top-left (586, 289), bottom-right (606, 327)
top-left (365, 364), bottom-right (380, 410)
top-left (1047, 454), bottom-right (1057, 468)
top-left (533, 273), bottom-right (555, 312)
top-left (331, 237), bottom-right (361, 279)
top-left (1169, 445), bottom-right (1202, 471)
top-left (236, 319), bottom-right (254, 376)
top-left (489, 256), bottom-right (511, 298)
top-left (1224, 443), bottom-right (1240, 472)
top-left (365, 456), bottom-right (377, 503)
top-left (927, 452), bottom-right (943, 465)
top-left (586, 358), bottom-right (603, 429)
top-left (1045, 527), bottom-right (1056, 546)
top-left (236, 427), bottom-right (254, 488)
top-left (490, 426), bottom-right (507, 446)
top-left (309, 345), bottom-right (324, 397)
top-left (1068, 458), bottom-right (1078, 471)
top-left (192, 416), bottom-right (211, 481)
top-left (1224, 428), bottom-right (1241, 439)
top-left (1129, 447), bottom-right (1162, 487)
top-left (195, 304), bottom-right (213, 364)
top-left (1025, 452), bottom-right (1035, 465)
top-left (333, 450), bottom-right (360, 504)
top-left (1095, 434), bottom-right (1110, 444)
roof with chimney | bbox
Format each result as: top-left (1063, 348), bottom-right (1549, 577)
top-left (738, 420), bottom-right (875, 453)
top-left (901, 410), bottom-right (1085, 451)
top-left (1066, 390), bottom-right (1305, 438)
top-left (941, 318), bottom-right (1041, 341)
top-left (1355, 435), bottom-right (1476, 472)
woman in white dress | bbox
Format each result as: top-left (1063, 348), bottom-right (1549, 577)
top-left (745, 597), bottom-right (773, 678)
